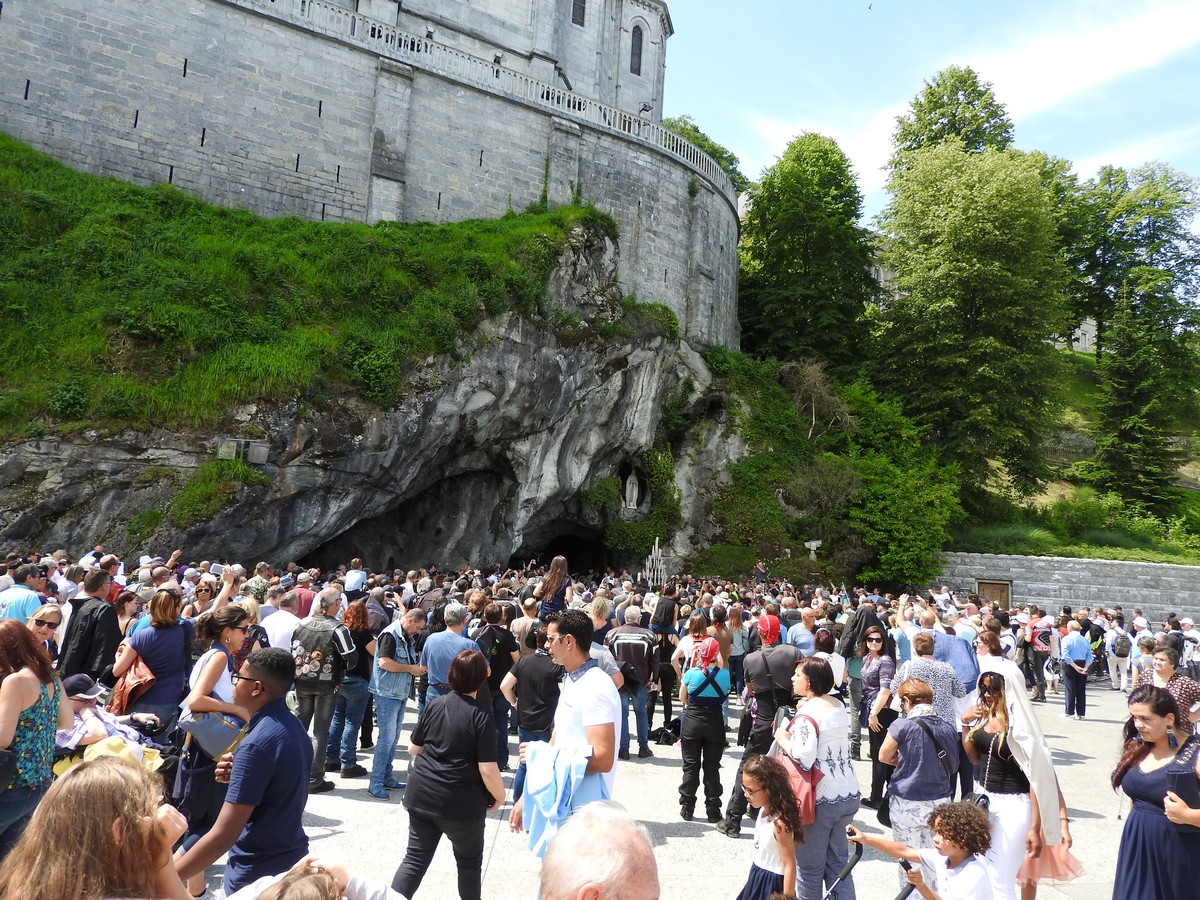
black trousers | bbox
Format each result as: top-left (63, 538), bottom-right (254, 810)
top-left (724, 721), bottom-right (773, 822)
top-left (1063, 665), bottom-right (1087, 717)
top-left (867, 705), bottom-right (898, 803)
top-left (679, 705), bottom-right (725, 811)
top-left (392, 807), bottom-right (485, 900)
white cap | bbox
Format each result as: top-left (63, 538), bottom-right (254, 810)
top-left (1182, 618), bottom-right (1194, 626)
top-left (1134, 617), bottom-right (1149, 629)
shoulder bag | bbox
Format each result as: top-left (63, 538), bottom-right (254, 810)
top-left (878, 715), bottom-right (953, 827)
top-left (771, 711), bottom-right (825, 825)
top-left (1165, 734), bottom-right (1200, 834)
top-left (108, 641), bottom-right (157, 716)
top-left (177, 649), bottom-right (246, 758)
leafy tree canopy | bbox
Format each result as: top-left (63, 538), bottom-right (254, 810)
top-left (891, 65), bottom-right (1014, 163)
top-left (662, 114), bottom-right (751, 194)
top-left (874, 141), bottom-right (1068, 507)
top-left (739, 132), bottom-right (880, 376)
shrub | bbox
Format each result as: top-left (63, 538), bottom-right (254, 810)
top-left (128, 508), bottom-right (164, 539)
top-left (168, 459), bottom-right (269, 528)
top-left (47, 377), bottom-right (87, 419)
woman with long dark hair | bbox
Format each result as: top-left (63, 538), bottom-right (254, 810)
top-left (391, 650), bottom-right (504, 900)
top-left (861, 624), bottom-right (897, 810)
top-left (177, 605), bottom-right (251, 899)
top-left (0, 620), bottom-right (72, 857)
top-left (533, 556), bottom-right (572, 622)
top-left (1112, 684), bottom-right (1200, 898)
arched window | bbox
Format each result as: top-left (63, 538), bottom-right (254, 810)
top-left (630, 25), bottom-right (643, 75)
top-left (571, 0), bottom-right (585, 26)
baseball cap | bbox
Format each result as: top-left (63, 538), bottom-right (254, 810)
top-left (1182, 618), bottom-right (1194, 627)
top-left (62, 674), bottom-right (105, 699)
top-left (1134, 617), bottom-right (1149, 629)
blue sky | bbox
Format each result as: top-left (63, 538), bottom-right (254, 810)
top-left (661, 0), bottom-right (1200, 224)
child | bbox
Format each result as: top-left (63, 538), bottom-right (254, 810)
top-left (847, 801), bottom-right (995, 900)
top-left (735, 755), bottom-right (804, 900)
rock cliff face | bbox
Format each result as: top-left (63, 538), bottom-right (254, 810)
top-left (0, 233), bottom-right (741, 570)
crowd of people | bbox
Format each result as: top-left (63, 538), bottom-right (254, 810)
top-left (0, 546), bottom-right (1198, 899)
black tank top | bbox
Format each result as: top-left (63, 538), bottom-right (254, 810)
top-left (972, 729), bottom-right (1030, 794)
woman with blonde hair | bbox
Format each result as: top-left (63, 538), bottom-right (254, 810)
top-left (112, 587), bottom-right (192, 731)
top-left (534, 556), bottom-right (572, 621)
top-left (0, 756), bottom-right (189, 899)
top-left (24, 603), bottom-right (63, 659)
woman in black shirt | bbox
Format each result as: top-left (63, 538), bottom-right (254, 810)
top-left (391, 649), bottom-right (505, 900)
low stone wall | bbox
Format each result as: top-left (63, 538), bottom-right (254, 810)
top-left (936, 552), bottom-right (1200, 624)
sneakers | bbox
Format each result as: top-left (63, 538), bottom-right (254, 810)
top-left (618, 749), bottom-right (631, 761)
top-left (308, 779), bottom-right (335, 794)
top-left (324, 759), bottom-right (339, 772)
top-left (637, 746), bottom-right (653, 759)
top-left (385, 778), bottom-right (405, 790)
top-left (367, 787), bottom-right (390, 800)
top-left (715, 817), bottom-right (741, 838)
top-left (340, 764), bottom-right (369, 778)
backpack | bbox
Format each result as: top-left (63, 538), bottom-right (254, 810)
top-left (1112, 633), bottom-right (1132, 658)
top-left (292, 618), bottom-right (343, 684)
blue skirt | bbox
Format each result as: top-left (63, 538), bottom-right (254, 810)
top-left (737, 863), bottom-right (784, 900)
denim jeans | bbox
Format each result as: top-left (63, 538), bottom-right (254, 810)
top-left (295, 683), bottom-right (338, 782)
top-left (490, 692), bottom-right (512, 769)
top-left (619, 684), bottom-right (649, 751)
top-left (370, 693), bottom-right (410, 791)
top-left (512, 727), bottom-right (552, 800)
top-left (326, 677), bottom-right (370, 768)
top-left (729, 654), bottom-right (746, 697)
top-left (795, 795), bottom-right (860, 900)
top-left (0, 781), bottom-right (49, 858)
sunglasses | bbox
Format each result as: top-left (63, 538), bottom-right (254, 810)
top-left (866, 637), bottom-right (883, 643)
top-left (32, 618), bottom-right (62, 629)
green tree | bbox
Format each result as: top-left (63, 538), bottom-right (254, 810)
top-left (892, 65), bottom-right (1014, 161)
top-left (873, 141), bottom-right (1068, 505)
top-left (739, 132), bottom-right (881, 376)
top-left (1074, 163), bottom-right (1199, 355)
top-left (1078, 279), bottom-right (1185, 515)
top-left (661, 114), bottom-right (750, 194)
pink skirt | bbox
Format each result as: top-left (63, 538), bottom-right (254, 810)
top-left (1016, 841), bottom-right (1085, 885)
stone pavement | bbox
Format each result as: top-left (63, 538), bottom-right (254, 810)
top-left (211, 681), bottom-right (1130, 898)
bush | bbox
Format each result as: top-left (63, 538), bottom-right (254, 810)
top-left (604, 449), bottom-right (682, 554)
top-left (47, 377), bottom-right (88, 419)
top-left (128, 508), bottom-right (164, 539)
top-left (168, 459), bottom-right (269, 527)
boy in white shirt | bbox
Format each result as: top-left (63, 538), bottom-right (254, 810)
top-left (848, 800), bottom-right (995, 900)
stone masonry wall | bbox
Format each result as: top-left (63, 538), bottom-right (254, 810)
top-left (0, 0), bottom-right (738, 347)
top-left (937, 552), bottom-right (1200, 624)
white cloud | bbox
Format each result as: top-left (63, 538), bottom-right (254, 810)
top-left (1073, 125), bottom-right (1200, 180)
top-left (972, 1), bottom-right (1200, 120)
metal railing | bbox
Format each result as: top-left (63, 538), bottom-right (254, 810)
top-left (227, 0), bottom-right (736, 204)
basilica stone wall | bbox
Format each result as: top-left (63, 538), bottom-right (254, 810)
top-left (0, 0), bottom-right (737, 347)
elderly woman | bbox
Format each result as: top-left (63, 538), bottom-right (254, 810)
top-left (877, 677), bottom-right (959, 886)
top-left (774, 656), bottom-right (860, 900)
top-left (1132, 646), bottom-right (1200, 737)
top-left (391, 649), bottom-right (504, 900)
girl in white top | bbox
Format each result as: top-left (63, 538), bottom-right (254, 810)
top-left (734, 754), bottom-right (802, 900)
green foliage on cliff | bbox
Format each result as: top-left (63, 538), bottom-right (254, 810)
top-left (0, 132), bottom-right (619, 430)
top-left (168, 459), bottom-right (269, 528)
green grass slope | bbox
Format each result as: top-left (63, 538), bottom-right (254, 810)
top-left (0, 131), bottom-right (617, 434)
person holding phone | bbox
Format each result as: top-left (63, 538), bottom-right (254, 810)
top-left (1112, 684), bottom-right (1200, 899)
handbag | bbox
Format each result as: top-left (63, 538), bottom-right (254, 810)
top-left (771, 712), bottom-right (825, 825)
top-left (1165, 735), bottom-right (1200, 834)
top-left (0, 746), bottom-right (18, 792)
top-left (177, 708), bottom-right (246, 759)
top-left (108, 644), bottom-right (157, 716)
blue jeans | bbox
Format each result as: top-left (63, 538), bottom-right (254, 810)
top-left (795, 796), bottom-right (860, 900)
top-left (729, 654), bottom-right (746, 697)
top-left (491, 693), bottom-right (512, 769)
top-left (326, 677), bottom-right (370, 768)
top-left (512, 727), bottom-right (552, 800)
top-left (620, 684), bottom-right (649, 751)
top-left (371, 693), bottom-right (410, 792)
top-left (0, 781), bottom-right (49, 858)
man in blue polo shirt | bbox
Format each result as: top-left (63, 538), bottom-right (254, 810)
top-left (421, 601), bottom-right (489, 702)
top-left (175, 647), bottom-right (311, 894)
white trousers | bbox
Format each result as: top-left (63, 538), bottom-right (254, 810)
top-left (979, 787), bottom-right (1031, 900)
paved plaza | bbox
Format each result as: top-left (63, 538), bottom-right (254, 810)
top-left (212, 682), bottom-right (1129, 898)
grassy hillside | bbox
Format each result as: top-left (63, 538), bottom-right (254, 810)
top-left (0, 131), bottom-right (618, 435)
